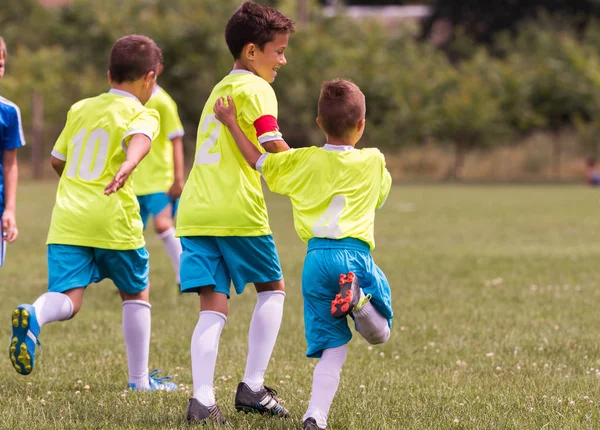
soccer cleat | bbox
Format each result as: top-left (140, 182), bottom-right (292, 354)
top-left (127, 369), bottom-right (178, 392)
top-left (9, 304), bottom-right (40, 375)
top-left (352, 293), bottom-right (372, 313)
top-left (186, 398), bottom-right (227, 424)
top-left (303, 417), bottom-right (325, 430)
top-left (331, 272), bottom-right (360, 318)
top-left (234, 382), bottom-right (289, 417)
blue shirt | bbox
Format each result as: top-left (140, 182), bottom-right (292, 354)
top-left (0, 96), bottom-right (26, 214)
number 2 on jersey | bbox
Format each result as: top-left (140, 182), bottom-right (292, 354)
top-left (67, 128), bottom-right (109, 181)
top-left (312, 194), bottom-right (346, 238)
top-left (196, 114), bottom-right (221, 165)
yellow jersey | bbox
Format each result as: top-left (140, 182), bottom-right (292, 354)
top-left (177, 70), bottom-right (283, 237)
top-left (133, 86), bottom-right (184, 195)
top-left (257, 144), bottom-right (392, 249)
top-left (47, 89), bottom-right (160, 249)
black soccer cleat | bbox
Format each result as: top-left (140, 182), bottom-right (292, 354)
top-left (303, 417), bottom-right (325, 430)
top-left (234, 382), bottom-right (289, 417)
top-left (331, 272), bottom-right (360, 318)
top-left (186, 398), bottom-right (226, 425)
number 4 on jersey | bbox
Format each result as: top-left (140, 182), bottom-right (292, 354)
top-left (313, 194), bottom-right (346, 239)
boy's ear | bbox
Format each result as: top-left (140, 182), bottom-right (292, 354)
top-left (316, 117), bottom-right (322, 129)
top-left (357, 118), bottom-right (366, 134)
top-left (244, 43), bottom-right (257, 61)
top-left (144, 70), bottom-right (156, 87)
top-left (107, 70), bottom-right (112, 84)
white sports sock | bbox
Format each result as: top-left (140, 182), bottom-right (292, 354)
top-left (353, 290), bottom-right (390, 345)
top-left (122, 300), bottom-right (151, 389)
top-left (32, 292), bottom-right (74, 327)
top-left (303, 345), bottom-right (349, 429)
top-left (242, 290), bottom-right (285, 391)
top-left (192, 311), bottom-right (227, 406)
top-left (157, 227), bottom-right (182, 284)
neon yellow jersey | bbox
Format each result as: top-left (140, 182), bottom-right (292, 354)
top-left (257, 144), bottom-right (392, 249)
top-left (47, 89), bottom-right (160, 250)
top-left (133, 86), bottom-right (184, 195)
top-left (177, 70), bottom-right (283, 237)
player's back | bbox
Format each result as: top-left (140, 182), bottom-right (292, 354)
top-left (134, 86), bottom-right (184, 195)
top-left (261, 146), bottom-right (392, 249)
top-left (178, 71), bottom-right (277, 237)
top-left (47, 90), bottom-right (159, 250)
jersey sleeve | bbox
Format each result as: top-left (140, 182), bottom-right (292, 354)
top-left (2, 104), bottom-right (26, 151)
top-left (241, 85), bottom-right (283, 145)
top-left (51, 109), bottom-right (71, 161)
top-left (123, 108), bottom-right (160, 148)
top-left (257, 148), bottom-right (310, 196)
top-left (159, 97), bottom-right (184, 141)
top-left (377, 153), bottom-right (392, 209)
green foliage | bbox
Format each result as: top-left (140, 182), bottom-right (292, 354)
top-left (4, 0), bottom-right (600, 172)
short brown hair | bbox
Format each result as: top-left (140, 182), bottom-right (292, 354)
top-left (225, 2), bottom-right (295, 59)
top-left (318, 79), bottom-right (366, 139)
top-left (109, 35), bottom-right (162, 83)
top-left (0, 37), bottom-right (6, 59)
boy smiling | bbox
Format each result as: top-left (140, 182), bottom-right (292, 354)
top-left (176, 2), bottom-right (295, 424)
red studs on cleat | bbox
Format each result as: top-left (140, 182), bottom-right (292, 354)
top-left (331, 272), bottom-right (358, 318)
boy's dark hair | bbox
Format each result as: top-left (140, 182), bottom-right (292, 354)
top-left (109, 35), bottom-right (162, 83)
top-left (587, 156), bottom-right (597, 167)
top-left (225, 2), bottom-right (295, 59)
top-left (318, 79), bottom-right (366, 139)
top-left (0, 37), bottom-right (6, 59)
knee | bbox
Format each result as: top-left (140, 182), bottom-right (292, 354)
top-left (154, 219), bottom-right (173, 235)
top-left (368, 326), bottom-right (390, 345)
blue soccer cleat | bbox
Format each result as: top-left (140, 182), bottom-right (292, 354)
top-left (9, 304), bottom-right (41, 375)
top-left (128, 369), bottom-right (178, 392)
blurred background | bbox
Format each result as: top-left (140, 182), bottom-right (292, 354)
top-left (4, 0), bottom-right (600, 182)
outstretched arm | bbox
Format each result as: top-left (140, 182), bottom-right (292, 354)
top-left (214, 96), bottom-right (263, 169)
top-left (105, 134), bottom-right (151, 195)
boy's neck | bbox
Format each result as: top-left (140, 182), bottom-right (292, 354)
top-left (232, 60), bottom-right (254, 75)
top-left (325, 137), bottom-right (356, 147)
top-left (110, 83), bottom-right (139, 100)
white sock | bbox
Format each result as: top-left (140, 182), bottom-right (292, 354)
top-left (242, 290), bottom-right (285, 391)
top-left (122, 300), bottom-right (151, 389)
top-left (158, 227), bottom-right (182, 284)
top-left (353, 290), bottom-right (390, 345)
top-left (303, 345), bottom-right (349, 429)
top-left (32, 292), bottom-right (74, 327)
top-left (192, 310), bottom-right (227, 406)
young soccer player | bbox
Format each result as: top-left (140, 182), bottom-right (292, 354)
top-left (176, 2), bottom-right (295, 424)
top-left (8, 35), bottom-right (177, 392)
top-left (133, 61), bottom-right (185, 286)
top-left (0, 36), bottom-right (26, 266)
top-left (214, 79), bottom-right (394, 430)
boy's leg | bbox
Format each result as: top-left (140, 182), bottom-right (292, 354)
top-left (218, 235), bottom-right (288, 416)
top-left (241, 280), bottom-right (286, 392)
top-left (191, 289), bottom-right (228, 406)
top-left (180, 236), bottom-right (229, 424)
top-left (353, 290), bottom-right (390, 344)
top-left (10, 245), bottom-right (94, 375)
top-left (96, 247), bottom-right (176, 391)
top-left (153, 203), bottom-right (182, 285)
top-left (303, 345), bottom-right (349, 430)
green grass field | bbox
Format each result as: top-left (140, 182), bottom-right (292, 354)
top-left (2, 182), bottom-right (600, 429)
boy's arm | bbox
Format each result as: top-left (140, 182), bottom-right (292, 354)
top-left (105, 134), bottom-right (151, 195)
top-left (2, 149), bottom-right (19, 243)
top-left (214, 96), bottom-right (263, 169)
top-left (168, 136), bottom-right (185, 199)
top-left (51, 156), bottom-right (66, 176)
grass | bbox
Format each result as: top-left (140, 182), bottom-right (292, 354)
top-left (2, 182), bottom-right (600, 429)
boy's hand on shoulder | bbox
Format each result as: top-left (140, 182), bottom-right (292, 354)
top-left (104, 160), bottom-right (137, 195)
top-left (1, 210), bottom-right (18, 243)
top-left (213, 95), bottom-right (237, 128)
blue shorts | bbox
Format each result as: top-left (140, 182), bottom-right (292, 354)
top-left (47, 245), bottom-right (149, 294)
top-left (302, 238), bottom-right (393, 358)
top-left (137, 193), bottom-right (179, 229)
top-left (180, 235), bottom-right (283, 297)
